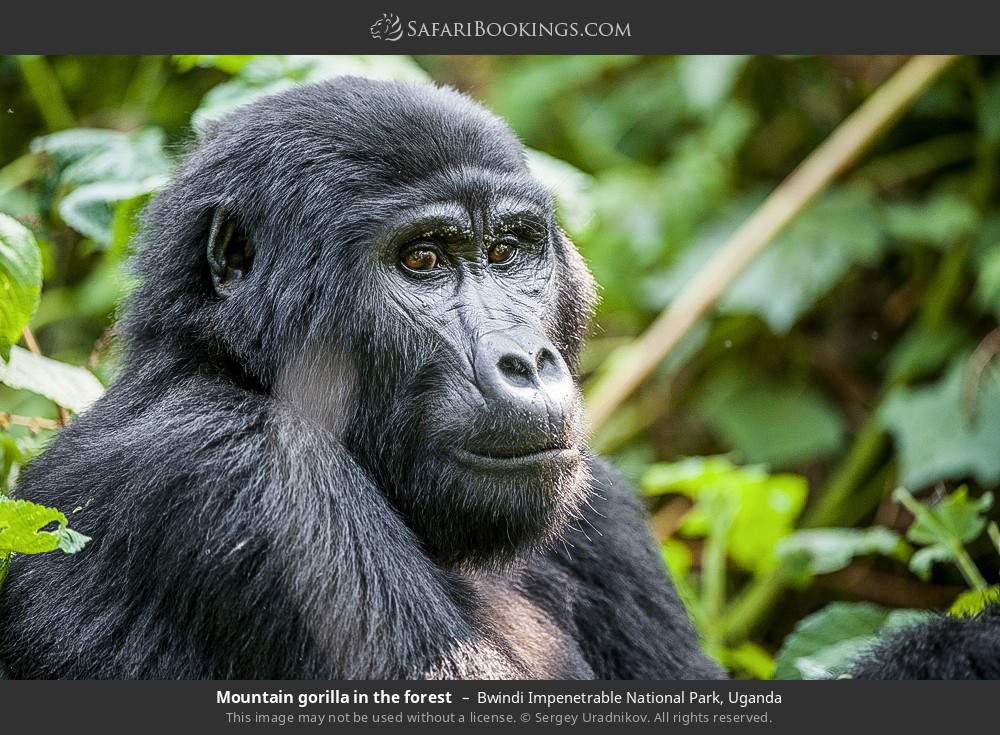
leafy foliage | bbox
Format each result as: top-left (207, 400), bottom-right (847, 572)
top-left (0, 214), bottom-right (41, 360)
top-left (644, 457), bottom-right (806, 574)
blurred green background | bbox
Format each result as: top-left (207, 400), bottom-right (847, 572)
top-left (2, 55), bottom-right (1000, 679)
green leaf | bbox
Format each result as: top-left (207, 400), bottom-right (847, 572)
top-left (909, 544), bottom-right (955, 581)
top-left (0, 345), bottom-right (104, 413)
top-left (0, 214), bottom-right (42, 360)
top-left (191, 55), bottom-right (430, 133)
top-left (59, 178), bottom-right (165, 246)
top-left (882, 191), bottom-right (980, 248)
top-left (695, 365), bottom-right (844, 467)
top-left (881, 357), bottom-right (1000, 489)
top-left (977, 72), bottom-right (1000, 145)
top-left (0, 497), bottom-right (90, 555)
top-left (774, 602), bottom-right (929, 680)
top-left (724, 187), bottom-right (885, 332)
top-left (777, 527), bottom-right (911, 581)
top-left (905, 486), bottom-right (993, 546)
top-left (31, 128), bottom-right (172, 246)
top-left (949, 586), bottom-right (1000, 618)
top-left (893, 486), bottom-right (992, 586)
top-left (886, 321), bottom-right (971, 384)
top-left (32, 128), bottom-right (170, 187)
top-left (714, 641), bottom-right (775, 680)
top-left (675, 55), bottom-right (750, 113)
top-left (643, 456), bottom-right (806, 573)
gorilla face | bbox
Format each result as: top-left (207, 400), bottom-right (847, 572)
top-left (134, 77), bottom-right (597, 568)
top-left (360, 174), bottom-right (594, 568)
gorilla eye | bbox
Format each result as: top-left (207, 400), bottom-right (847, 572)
top-left (487, 241), bottom-right (517, 265)
top-left (401, 248), bottom-right (439, 272)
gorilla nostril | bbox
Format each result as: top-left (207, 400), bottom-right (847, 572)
top-left (497, 353), bottom-right (534, 388)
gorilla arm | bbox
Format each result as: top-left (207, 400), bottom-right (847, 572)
top-left (0, 374), bottom-right (522, 679)
top-left (528, 456), bottom-right (725, 679)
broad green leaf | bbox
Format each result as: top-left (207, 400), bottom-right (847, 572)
top-left (777, 527), bottom-right (912, 582)
top-left (59, 178), bottom-right (165, 246)
top-left (886, 321), bottom-right (972, 384)
top-left (949, 586), bottom-right (1000, 618)
top-left (676, 55), bottom-right (750, 113)
top-left (971, 213), bottom-right (1000, 318)
top-left (31, 128), bottom-right (172, 246)
top-left (881, 357), bottom-right (1000, 489)
top-left (32, 128), bottom-right (170, 187)
top-left (0, 214), bottom-right (42, 360)
top-left (774, 602), bottom-right (929, 680)
top-left (643, 456), bottom-right (806, 573)
top-left (191, 55), bottom-right (430, 133)
top-left (694, 365), bottom-right (844, 467)
top-left (0, 345), bottom-right (104, 413)
top-left (723, 187), bottom-right (884, 333)
top-left (882, 191), bottom-right (979, 248)
top-left (0, 498), bottom-right (88, 555)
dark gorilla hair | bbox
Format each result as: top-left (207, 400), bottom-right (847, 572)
top-left (0, 76), bottom-right (996, 681)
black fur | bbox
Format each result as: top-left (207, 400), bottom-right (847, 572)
top-left (0, 77), bottom-right (717, 679)
top-left (851, 604), bottom-right (1000, 679)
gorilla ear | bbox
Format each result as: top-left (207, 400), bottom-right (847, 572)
top-left (207, 207), bottom-right (255, 297)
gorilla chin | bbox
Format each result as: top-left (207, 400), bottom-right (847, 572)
top-left (401, 437), bottom-right (590, 570)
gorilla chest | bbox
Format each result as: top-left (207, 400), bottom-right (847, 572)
top-left (477, 579), bottom-right (593, 679)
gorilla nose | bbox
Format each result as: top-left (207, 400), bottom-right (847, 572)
top-left (475, 332), bottom-right (574, 419)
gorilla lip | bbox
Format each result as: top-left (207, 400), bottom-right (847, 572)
top-left (451, 446), bottom-right (580, 470)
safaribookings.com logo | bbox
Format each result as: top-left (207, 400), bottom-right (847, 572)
top-left (369, 13), bottom-right (631, 41)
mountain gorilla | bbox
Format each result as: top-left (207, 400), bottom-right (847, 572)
top-left (0, 78), bottom-right (997, 679)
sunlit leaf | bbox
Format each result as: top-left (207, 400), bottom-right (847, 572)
top-left (31, 128), bottom-right (172, 246)
top-left (0, 214), bottom-right (42, 360)
top-left (0, 497), bottom-right (89, 555)
top-left (949, 586), bottom-right (1000, 618)
top-left (643, 456), bottom-right (806, 573)
top-left (774, 602), bottom-right (930, 680)
top-left (0, 345), bottom-right (104, 413)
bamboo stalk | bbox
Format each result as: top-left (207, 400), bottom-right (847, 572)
top-left (585, 55), bottom-right (959, 432)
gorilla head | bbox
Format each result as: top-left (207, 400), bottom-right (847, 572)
top-left (125, 77), bottom-right (597, 567)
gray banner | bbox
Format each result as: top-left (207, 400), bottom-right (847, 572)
top-left (0, 680), bottom-right (994, 732)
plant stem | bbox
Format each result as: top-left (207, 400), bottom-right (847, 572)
top-left (585, 55), bottom-right (959, 432)
top-left (16, 56), bottom-right (74, 132)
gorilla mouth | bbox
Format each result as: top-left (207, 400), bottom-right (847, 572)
top-left (451, 446), bottom-right (580, 470)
